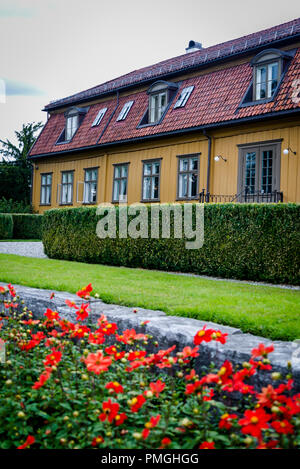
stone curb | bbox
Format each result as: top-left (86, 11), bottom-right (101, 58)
top-left (1, 282), bottom-right (299, 391)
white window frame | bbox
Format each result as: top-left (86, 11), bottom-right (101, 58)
top-left (116, 101), bottom-right (134, 121)
top-left (60, 171), bottom-right (74, 205)
top-left (149, 91), bottom-right (167, 124)
top-left (92, 108), bottom-right (107, 127)
top-left (83, 168), bottom-right (98, 204)
top-left (174, 86), bottom-right (194, 108)
top-left (66, 114), bottom-right (78, 141)
top-left (40, 173), bottom-right (52, 205)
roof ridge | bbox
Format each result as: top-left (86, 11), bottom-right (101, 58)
top-left (45, 17), bottom-right (300, 110)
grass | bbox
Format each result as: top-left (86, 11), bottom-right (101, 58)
top-left (0, 239), bottom-right (40, 242)
top-left (0, 253), bottom-right (299, 341)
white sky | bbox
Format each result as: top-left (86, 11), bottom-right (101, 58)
top-left (0, 0), bottom-right (299, 144)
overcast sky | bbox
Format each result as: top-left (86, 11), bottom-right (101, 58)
top-left (0, 0), bottom-right (299, 144)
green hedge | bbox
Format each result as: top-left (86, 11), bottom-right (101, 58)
top-left (0, 214), bottom-right (13, 239)
top-left (42, 204), bottom-right (300, 285)
top-left (11, 214), bottom-right (43, 239)
top-left (0, 197), bottom-right (32, 214)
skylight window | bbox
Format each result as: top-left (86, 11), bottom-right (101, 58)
top-left (117, 101), bottom-right (134, 121)
top-left (92, 108), bottom-right (107, 127)
top-left (174, 86), bottom-right (194, 108)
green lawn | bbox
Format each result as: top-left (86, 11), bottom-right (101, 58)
top-left (0, 253), bottom-right (299, 341)
top-left (0, 239), bottom-right (40, 242)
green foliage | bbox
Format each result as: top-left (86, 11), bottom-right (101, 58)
top-left (0, 197), bottom-right (32, 214)
top-left (0, 122), bottom-right (43, 203)
top-left (0, 214), bottom-right (13, 239)
top-left (11, 214), bottom-right (43, 239)
top-left (43, 204), bottom-right (300, 285)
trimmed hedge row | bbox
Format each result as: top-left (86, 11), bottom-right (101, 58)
top-left (0, 214), bottom-right (13, 239)
top-left (42, 204), bottom-right (300, 285)
top-left (11, 214), bottom-right (44, 239)
top-left (0, 214), bottom-right (43, 239)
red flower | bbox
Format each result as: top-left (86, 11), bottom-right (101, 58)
top-left (17, 435), bottom-right (35, 449)
top-left (149, 380), bottom-right (165, 397)
top-left (88, 331), bottom-right (105, 345)
top-left (44, 308), bottom-right (60, 321)
top-left (114, 413), bottom-right (127, 426)
top-left (44, 349), bottom-right (62, 366)
top-left (105, 381), bottom-right (124, 394)
top-left (76, 303), bottom-right (90, 321)
top-left (159, 437), bottom-right (171, 448)
top-left (0, 286), bottom-right (6, 294)
top-left (271, 420), bottom-right (294, 434)
top-left (116, 329), bottom-right (147, 344)
top-left (99, 322), bottom-right (118, 336)
top-left (99, 399), bottom-right (119, 423)
top-left (130, 395), bottom-right (146, 412)
top-left (76, 283), bottom-right (93, 298)
top-left (84, 351), bottom-right (112, 375)
top-left (194, 326), bottom-right (214, 345)
top-left (180, 346), bottom-right (199, 360)
top-left (199, 441), bottom-right (215, 449)
top-left (91, 436), bottom-right (104, 446)
top-left (219, 413), bottom-right (238, 430)
top-left (8, 283), bottom-right (16, 298)
top-left (238, 408), bottom-right (270, 438)
top-left (72, 324), bottom-right (90, 338)
top-left (50, 292), bottom-right (55, 300)
top-left (128, 350), bottom-right (147, 361)
top-left (251, 343), bottom-right (274, 358)
top-left (257, 385), bottom-right (278, 408)
top-left (32, 368), bottom-right (52, 389)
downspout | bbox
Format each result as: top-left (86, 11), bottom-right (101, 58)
top-left (203, 129), bottom-right (212, 198)
top-left (97, 91), bottom-right (119, 143)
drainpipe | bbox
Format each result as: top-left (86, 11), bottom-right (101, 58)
top-left (97, 91), bottom-right (119, 143)
top-left (203, 129), bottom-right (212, 199)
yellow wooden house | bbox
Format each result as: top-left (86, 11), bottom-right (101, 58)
top-left (29, 18), bottom-right (300, 211)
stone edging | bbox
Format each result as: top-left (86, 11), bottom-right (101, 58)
top-left (1, 282), bottom-right (299, 391)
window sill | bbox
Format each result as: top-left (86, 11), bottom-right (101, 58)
top-left (59, 203), bottom-right (73, 206)
top-left (140, 199), bottom-right (160, 203)
top-left (39, 204), bottom-right (51, 206)
top-left (82, 202), bottom-right (97, 205)
top-left (176, 197), bottom-right (199, 201)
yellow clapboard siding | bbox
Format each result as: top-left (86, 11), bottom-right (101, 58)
top-left (32, 118), bottom-right (300, 212)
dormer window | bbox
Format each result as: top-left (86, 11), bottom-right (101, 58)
top-left (149, 90), bottom-right (167, 123)
top-left (250, 49), bottom-right (294, 102)
top-left (66, 112), bottom-right (78, 141)
top-left (139, 81), bottom-right (178, 127)
top-left (56, 106), bottom-right (88, 144)
top-left (117, 101), bottom-right (134, 121)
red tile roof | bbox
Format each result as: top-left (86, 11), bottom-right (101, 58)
top-left (44, 17), bottom-right (300, 111)
top-left (29, 18), bottom-right (300, 157)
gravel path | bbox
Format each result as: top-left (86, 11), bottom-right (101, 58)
top-left (0, 241), bottom-right (47, 259)
top-left (0, 242), bottom-right (298, 290)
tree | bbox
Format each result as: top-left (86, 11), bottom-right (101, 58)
top-left (0, 122), bottom-right (43, 203)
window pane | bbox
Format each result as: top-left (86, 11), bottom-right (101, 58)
top-left (85, 170), bottom-right (91, 182)
top-left (143, 177), bottom-right (151, 199)
top-left (47, 174), bottom-right (52, 185)
top-left (245, 152), bottom-right (256, 194)
top-left (261, 150), bottom-right (273, 193)
top-left (115, 166), bottom-right (121, 178)
top-left (121, 165), bottom-right (128, 178)
top-left (46, 187), bottom-right (51, 204)
top-left (91, 183), bottom-right (97, 202)
top-left (179, 174), bottom-right (188, 198)
top-left (152, 176), bottom-right (159, 199)
top-left (113, 180), bottom-right (120, 200)
top-left (190, 158), bottom-right (198, 171)
top-left (120, 179), bottom-right (127, 196)
top-left (180, 159), bottom-right (189, 171)
top-left (144, 164), bottom-right (152, 176)
top-left (190, 173), bottom-right (198, 197)
top-left (92, 169), bottom-right (97, 181)
top-left (153, 163), bottom-right (160, 174)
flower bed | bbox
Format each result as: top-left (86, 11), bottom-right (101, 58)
top-left (0, 283), bottom-right (299, 449)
